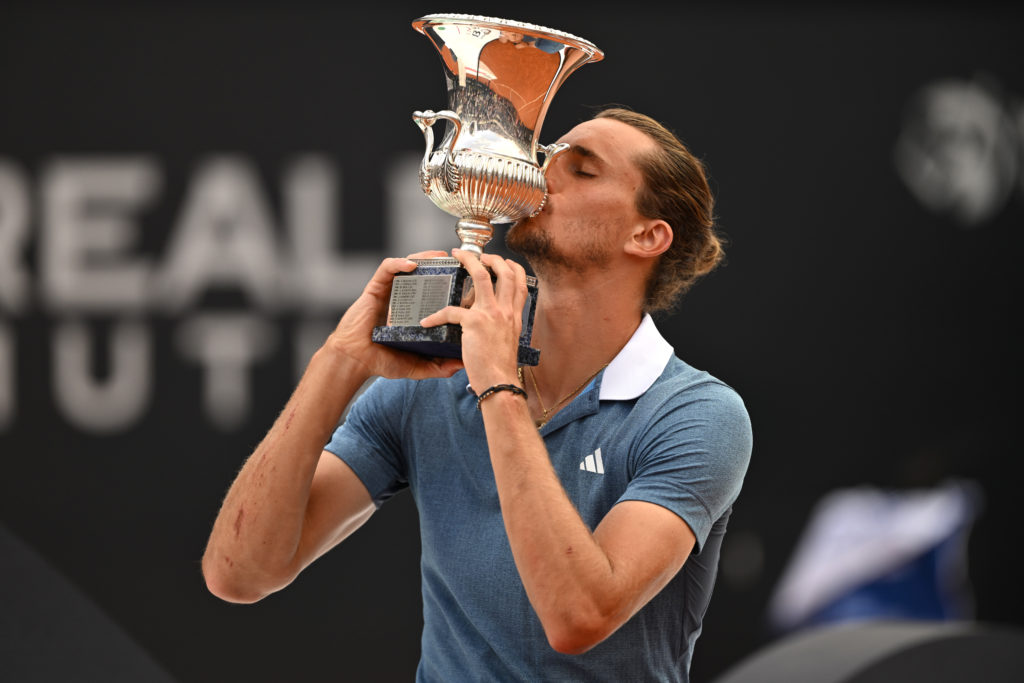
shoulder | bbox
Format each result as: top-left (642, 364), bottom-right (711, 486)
top-left (647, 357), bottom-right (748, 418)
top-left (357, 370), bottom-right (470, 404)
top-left (614, 356), bottom-right (752, 533)
top-left (632, 356), bottom-right (753, 464)
top-left (346, 370), bottom-right (472, 426)
top-left (329, 370), bottom-right (471, 452)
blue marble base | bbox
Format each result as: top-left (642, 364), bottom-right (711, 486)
top-left (372, 324), bottom-right (541, 366)
top-left (371, 257), bottom-right (540, 366)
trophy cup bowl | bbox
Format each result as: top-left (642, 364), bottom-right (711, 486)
top-left (371, 14), bottom-right (604, 366)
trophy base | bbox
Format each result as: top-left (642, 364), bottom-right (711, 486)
top-left (371, 324), bottom-right (541, 366)
top-left (370, 257), bottom-right (540, 366)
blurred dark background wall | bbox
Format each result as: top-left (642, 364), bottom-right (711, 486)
top-left (1, 1), bottom-right (1021, 681)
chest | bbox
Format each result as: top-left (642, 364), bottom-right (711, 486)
top-left (405, 403), bottom-right (639, 535)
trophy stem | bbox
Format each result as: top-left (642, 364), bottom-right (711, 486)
top-left (456, 218), bottom-right (492, 255)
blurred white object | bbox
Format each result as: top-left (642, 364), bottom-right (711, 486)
top-left (768, 480), bottom-right (980, 631)
top-left (894, 77), bottom-right (1018, 227)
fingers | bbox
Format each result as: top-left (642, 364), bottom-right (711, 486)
top-left (405, 250), bottom-right (449, 260)
top-left (364, 257), bottom-right (419, 298)
top-left (508, 259), bottom-right (528, 315)
top-left (452, 249), bottom-right (526, 309)
top-left (379, 256), bottom-right (420, 277)
top-left (452, 249), bottom-right (497, 307)
top-left (362, 251), bottom-right (452, 302)
top-left (366, 251), bottom-right (450, 296)
top-left (483, 254), bottom-right (527, 312)
top-left (424, 252), bottom-right (527, 340)
top-left (419, 304), bottom-right (466, 329)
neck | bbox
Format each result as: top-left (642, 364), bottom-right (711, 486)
top-left (526, 263), bottom-right (645, 408)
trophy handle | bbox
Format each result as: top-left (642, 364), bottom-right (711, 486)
top-left (413, 110), bottom-right (463, 194)
top-left (528, 142), bottom-right (571, 218)
top-left (537, 142), bottom-right (570, 174)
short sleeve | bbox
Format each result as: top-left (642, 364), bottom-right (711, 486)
top-left (617, 381), bottom-right (752, 552)
top-left (324, 377), bottom-right (411, 507)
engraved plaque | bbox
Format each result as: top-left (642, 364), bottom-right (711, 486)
top-left (386, 274), bottom-right (455, 326)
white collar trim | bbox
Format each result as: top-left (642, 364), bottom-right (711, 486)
top-left (599, 313), bottom-right (674, 400)
top-left (466, 314), bottom-right (674, 399)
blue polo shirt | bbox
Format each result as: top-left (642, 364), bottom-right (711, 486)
top-left (325, 315), bottom-right (752, 682)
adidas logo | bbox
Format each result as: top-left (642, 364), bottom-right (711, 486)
top-left (579, 448), bottom-right (605, 474)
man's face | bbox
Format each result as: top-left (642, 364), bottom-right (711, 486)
top-left (506, 117), bottom-right (656, 273)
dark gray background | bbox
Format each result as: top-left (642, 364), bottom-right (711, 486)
top-left (1, 1), bottom-right (1021, 681)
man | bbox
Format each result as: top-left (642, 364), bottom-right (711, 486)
top-left (202, 108), bottom-right (752, 681)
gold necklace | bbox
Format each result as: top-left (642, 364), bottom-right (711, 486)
top-left (518, 363), bottom-right (609, 428)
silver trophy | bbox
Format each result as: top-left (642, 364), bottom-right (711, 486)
top-left (372, 14), bottom-right (603, 365)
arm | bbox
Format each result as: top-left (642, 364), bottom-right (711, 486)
top-left (202, 255), bottom-right (463, 603)
top-left (421, 251), bottom-right (696, 653)
top-left (481, 391), bottom-right (695, 653)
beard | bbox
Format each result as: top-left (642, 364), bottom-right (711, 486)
top-left (506, 217), bottom-right (611, 275)
top-left (506, 220), bottom-right (561, 265)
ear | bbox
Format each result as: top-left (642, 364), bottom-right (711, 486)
top-left (624, 219), bottom-right (673, 259)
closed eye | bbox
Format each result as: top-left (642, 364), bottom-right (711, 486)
top-left (573, 167), bottom-right (596, 177)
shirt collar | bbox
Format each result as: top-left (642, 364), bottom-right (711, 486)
top-left (465, 314), bottom-right (674, 399)
top-left (598, 313), bottom-right (674, 400)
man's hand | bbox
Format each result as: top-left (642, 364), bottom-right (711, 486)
top-left (328, 250), bottom-right (465, 381)
top-left (419, 249), bottom-right (528, 393)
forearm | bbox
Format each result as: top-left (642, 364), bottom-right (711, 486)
top-left (480, 393), bottom-right (621, 653)
top-left (202, 341), bottom-right (370, 601)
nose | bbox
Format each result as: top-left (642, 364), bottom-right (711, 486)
top-left (545, 169), bottom-right (560, 196)
top-left (543, 154), bottom-right (567, 196)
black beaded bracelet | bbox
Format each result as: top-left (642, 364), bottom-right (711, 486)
top-left (476, 383), bottom-right (527, 409)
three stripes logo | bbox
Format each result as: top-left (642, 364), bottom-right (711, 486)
top-left (579, 447), bottom-right (605, 475)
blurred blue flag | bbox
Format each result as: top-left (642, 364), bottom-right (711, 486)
top-left (768, 480), bottom-right (981, 633)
